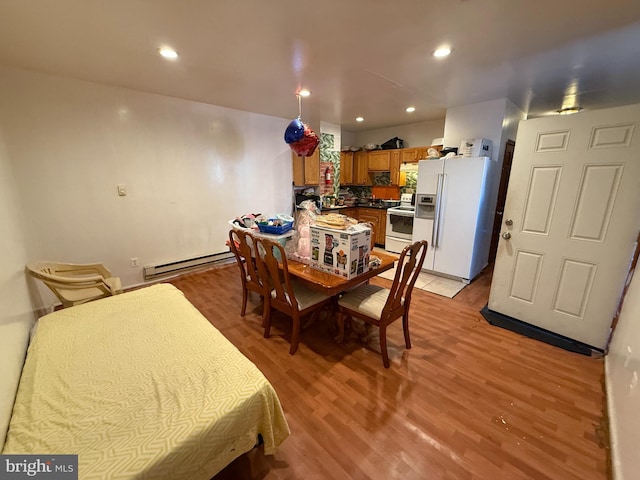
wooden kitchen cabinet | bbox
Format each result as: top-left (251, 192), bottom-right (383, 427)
top-left (399, 145), bottom-right (440, 164)
top-left (368, 150), bottom-right (391, 171)
top-left (390, 149), bottom-right (401, 185)
top-left (416, 146), bottom-right (430, 160)
top-left (357, 208), bottom-right (387, 246)
top-left (377, 209), bottom-right (387, 242)
top-left (339, 152), bottom-right (354, 185)
top-left (354, 151), bottom-right (370, 185)
top-left (304, 149), bottom-right (320, 185)
top-left (292, 149), bottom-right (320, 186)
top-left (341, 207), bottom-right (357, 218)
top-left (401, 148), bottom-right (419, 163)
top-left (292, 153), bottom-right (305, 186)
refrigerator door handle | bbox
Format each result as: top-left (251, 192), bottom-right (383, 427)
top-left (433, 173), bottom-right (444, 248)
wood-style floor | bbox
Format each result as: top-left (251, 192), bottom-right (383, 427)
top-left (167, 262), bottom-right (608, 480)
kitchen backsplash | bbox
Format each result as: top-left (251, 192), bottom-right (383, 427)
top-left (401, 171), bottom-right (417, 194)
top-left (319, 132), bottom-right (340, 197)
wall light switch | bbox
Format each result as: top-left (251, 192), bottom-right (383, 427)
top-left (117, 184), bottom-right (127, 196)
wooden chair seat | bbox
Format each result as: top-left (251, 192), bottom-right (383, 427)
top-left (337, 240), bottom-right (428, 368)
top-left (337, 283), bottom-right (400, 320)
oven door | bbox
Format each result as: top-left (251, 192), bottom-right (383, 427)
top-left (386, 210), bottom-right (414, 240)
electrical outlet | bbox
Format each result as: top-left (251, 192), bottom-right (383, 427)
top-left (117, 184), bottom-right (127, 196)
top-left (130, 257), bottom-right (139, 267)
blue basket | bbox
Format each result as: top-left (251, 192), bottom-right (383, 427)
top-left (257, 219), bottom-right (293, 235)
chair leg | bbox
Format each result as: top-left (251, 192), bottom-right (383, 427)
top-left (263, 303), bottom-right (272, 338)
top-left (289, 314), bottom-right (301, 355)
top-left (335, 311), bottom-right (345, 344)
top-left (259, 295), bottom-right (266, 327)
top-left (379, 324), bottom-right (390, 368)
top-left (240, 285), bottom-right (248, 317)
top-left (402, 313), bottom-right (412, 349)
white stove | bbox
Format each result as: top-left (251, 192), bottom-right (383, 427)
top-left (385, 194), bottom-right (415, 253)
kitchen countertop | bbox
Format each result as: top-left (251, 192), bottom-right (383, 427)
top-left (321, 204), bottom-right (392, 212)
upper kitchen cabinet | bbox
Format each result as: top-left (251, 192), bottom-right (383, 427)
top-left (368, 150), bottom-right (391, 171)
top-left (401, 148), bottom-right (419, 163)
top-left (390, 150), bottom-right (401, 185)
top-left (339, 152), bottom-right (354, 185)
top-left (417, 146), bottom-right (430, 160)
top-left (292, 149), bottom-right (320, 186)
top-left (353, 151), bottom-right (370, 185)
top-left (292, 152), bottom-right (304, 186)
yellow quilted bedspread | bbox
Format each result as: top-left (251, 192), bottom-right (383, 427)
top-left (3, 284), bottom-right (290, 479)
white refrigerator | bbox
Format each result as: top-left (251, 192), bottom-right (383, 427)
top-left (412, 157), bottom-right (494, 282)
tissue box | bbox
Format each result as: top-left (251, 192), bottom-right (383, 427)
top-left (309, 225), bottom-right (371, 279)
top-left (459, 138), bottom-right (492, 158)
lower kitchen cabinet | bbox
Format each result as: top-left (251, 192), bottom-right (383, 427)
top-left (356, 208), bottom-right (387, 247)
top-left (341, 207), bottom-right (357, 218)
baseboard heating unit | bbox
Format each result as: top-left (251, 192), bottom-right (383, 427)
top-left (143, 252), bottom-right (234, 281)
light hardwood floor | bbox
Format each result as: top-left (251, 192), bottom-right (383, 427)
top-left (167, 262), bottom-right (609, 480)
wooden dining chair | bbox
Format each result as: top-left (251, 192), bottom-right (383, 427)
top-left (253, 236), bottom-right (333, 355)
top-left (228, 229), bottom-right (263, 317)
top-left (337, 240), bottom-right (428, 368)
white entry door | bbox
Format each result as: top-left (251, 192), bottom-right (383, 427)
top-left (488, 103), bottom-right (640, 350)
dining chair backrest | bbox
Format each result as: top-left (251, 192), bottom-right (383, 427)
top-left (252, 236), bottom-right (299, 313)
top-left (382, 240), bottom-right (428, 320)
top-left (229, 229), bottom-right (261, 286)
top-left (253, 235), bottom-right (333, 355)
top-left (228, 229), bottom-right (263, 317)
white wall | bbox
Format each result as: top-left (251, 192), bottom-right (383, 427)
top-left (0, 128), bottom-right (35, 448)
top-left (443, 98), bottom-right (509, 160)
top-left (442, 98), bottom-right (525, 270)
top-left (349, 119), bottom-right (445, 149)
top-left (0, 66), bottom-right (293, 307)
top-left (607, 266), bottom-right (640, 480)
top-left (320, 121), bottom-right (341, 151)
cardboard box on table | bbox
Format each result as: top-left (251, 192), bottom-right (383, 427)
top-left (309, 224), bottom-right (371, 279)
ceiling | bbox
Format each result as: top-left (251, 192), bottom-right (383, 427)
top-left (1, 0), bottom-right (640, 131)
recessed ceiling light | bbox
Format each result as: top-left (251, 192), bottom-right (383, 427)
top-left (557, 106), bottom-right (583, 115)
top-left (298, 89), bottom-right (311, 97)
top-left (356, 117), bottom-right (364, 122)
top-left (158, 47), bottom-right (179, 59)
top-left (405, 106), bottom-right (416, 113)
top-left (433, 47), bottom-right (452, 58)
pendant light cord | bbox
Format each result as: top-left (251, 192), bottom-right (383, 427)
top-left (297, 94), bottom-right (302, 119)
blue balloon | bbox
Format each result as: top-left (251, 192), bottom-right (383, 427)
top-left (284, 118), bottom-right (304, 144)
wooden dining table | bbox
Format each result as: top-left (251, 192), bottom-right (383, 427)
top-left (286, 250), bottom-right (398, 296)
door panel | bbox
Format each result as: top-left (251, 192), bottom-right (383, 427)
top-left (552, 259), bottom-right (596, 318)
top-left (509, 250), bottom-right (543, 303)
top-left (521, 166), bottom-right (562, 235)
top-left (536, 130), bottom-right (571, 152)
top-left (569, 164), bottom-right (622, 241)
top-left (489, 103), bottom-right (640, 349)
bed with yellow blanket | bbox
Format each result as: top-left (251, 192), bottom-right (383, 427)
top-left (2, 283), bottom-right (289, 479)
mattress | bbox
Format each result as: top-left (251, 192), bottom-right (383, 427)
top-left (2, 283), bottom-right (289, 479)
